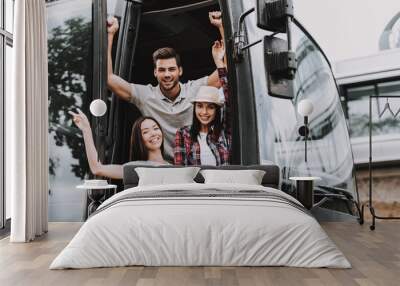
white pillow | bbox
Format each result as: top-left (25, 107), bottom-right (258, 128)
top-left (200, 169), bottom-right (266, 185)
top-left (136, 167), bottom-right (201, 186)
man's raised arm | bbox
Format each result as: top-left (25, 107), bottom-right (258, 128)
top-left (107, 17), bottom-right (133, 102)
top-left (207, 11), bottom-right (226, 88)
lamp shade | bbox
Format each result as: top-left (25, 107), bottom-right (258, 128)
top-left (297, 99), bottom-right (314, 117)
top-left (89, 99), bottom-right (107, 117)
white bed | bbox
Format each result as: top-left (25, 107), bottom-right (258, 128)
top-left (50, 183), bottom-right (351, 269)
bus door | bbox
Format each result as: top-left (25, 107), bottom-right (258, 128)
top-left (219, 0), bottom-right (259, 165)
top-left (105, 1), bottom-right (143, 166)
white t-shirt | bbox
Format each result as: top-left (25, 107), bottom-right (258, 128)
top-left (198, 132), bottom-right (217, 166)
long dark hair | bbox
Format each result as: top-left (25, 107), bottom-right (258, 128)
top-left (190, 103), bottom-right (222, 142)
top-left (129, 116), bottom-right (165, 161)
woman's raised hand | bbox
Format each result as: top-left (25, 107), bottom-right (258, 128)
top-left (69, 109), bottom-right (91, 132)
top-left (212, 40), bottom-right (225, 68)
top-left (107, 17), bottom-right (119, 36)
top-left (209, 11), bottom-right (222, 29)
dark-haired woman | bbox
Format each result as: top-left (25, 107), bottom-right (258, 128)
top-left (70, 110), bottom-right (169, 179)
top-left (174, 40), bottom-right (230, 166)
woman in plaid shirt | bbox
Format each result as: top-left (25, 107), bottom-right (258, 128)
top-left (174, 40), bottom-right (231, 166)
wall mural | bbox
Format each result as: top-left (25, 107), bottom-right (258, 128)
top-left (46, 0), bottom-right (358, 221)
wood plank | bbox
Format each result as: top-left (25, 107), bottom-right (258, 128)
top-left (0, 222), bottom-right (399, 286)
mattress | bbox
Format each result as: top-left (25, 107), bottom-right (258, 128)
top-left (50, 183), bottom-right (351, 269)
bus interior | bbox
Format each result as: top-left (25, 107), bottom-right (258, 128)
top-left (106, 0), bottom-right (234, 165)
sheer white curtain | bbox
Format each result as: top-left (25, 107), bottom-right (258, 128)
top-left (7, 0), bottom-right (49, 242)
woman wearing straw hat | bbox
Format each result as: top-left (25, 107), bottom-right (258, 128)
top-left (174, 40), bottom-right (231, 166)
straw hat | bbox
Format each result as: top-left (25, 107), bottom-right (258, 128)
top-left (191, 86), bottom-right (224, 106)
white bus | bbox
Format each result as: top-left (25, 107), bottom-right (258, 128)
top-left (335, 49), bottom-right (400, 166)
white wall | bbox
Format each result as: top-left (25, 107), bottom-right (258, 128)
top-left (295, 0), bottom-right (400, 62)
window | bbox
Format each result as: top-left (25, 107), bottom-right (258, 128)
top-left (344, 80), bottom-right (400, 138)
top-left (288, 22), bottom-right (355, 193)
top-left (345, 85), bottom-right (375, 138)
top-left (340, 79), bottom-right (400, 164)
top-left (246, 13), bottom-right (356, 196)
top-left (1, 0), bottom-right (14, 231)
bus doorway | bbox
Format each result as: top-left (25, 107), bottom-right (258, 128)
top-left (106, 0), bottom-right (237, 166)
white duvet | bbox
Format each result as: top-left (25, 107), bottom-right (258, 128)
top-left (50, 183), bottom-right (351, 269)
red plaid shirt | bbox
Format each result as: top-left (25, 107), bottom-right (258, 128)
top-left (174, 68), bottom-right (231, 166)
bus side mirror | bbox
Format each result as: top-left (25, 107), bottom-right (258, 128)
top-left (257, 0), bottom-right (294, 32)
top-left (264, 36), bottom-right (296, 99)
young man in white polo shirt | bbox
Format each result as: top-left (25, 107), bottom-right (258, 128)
top-left (107, 12), bottom-right (225, 162)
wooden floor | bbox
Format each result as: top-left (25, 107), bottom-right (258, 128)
top-left (0, 221), bottom-right (399, 286)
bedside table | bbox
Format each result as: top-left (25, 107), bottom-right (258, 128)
top-left (289, 177), bottom-right (321, 210)
top-left (77, 184), bottom-right (117, 217)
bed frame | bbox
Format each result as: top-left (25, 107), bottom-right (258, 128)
top-left (123, 164), bottom-right (281, 190)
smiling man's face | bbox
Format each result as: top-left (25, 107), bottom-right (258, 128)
top-left (154, 58), bottom-right (183, 97)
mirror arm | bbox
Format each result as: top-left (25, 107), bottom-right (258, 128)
top-left (234, 2), bottom-right (293, 62)
top-left (234, 7), bottom-right (256, 62)
top-left (237, 7), bottom-right (255, 32)
top-left (241, 38), bottom-right (262, 51)
top-left (240, 31), bottom-right (278, 52)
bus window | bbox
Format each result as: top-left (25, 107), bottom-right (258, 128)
top-left (241, 0), bottom-right (357, 212)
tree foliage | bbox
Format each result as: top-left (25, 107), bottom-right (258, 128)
top-left (48, 17), bottom-right (92, 179)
